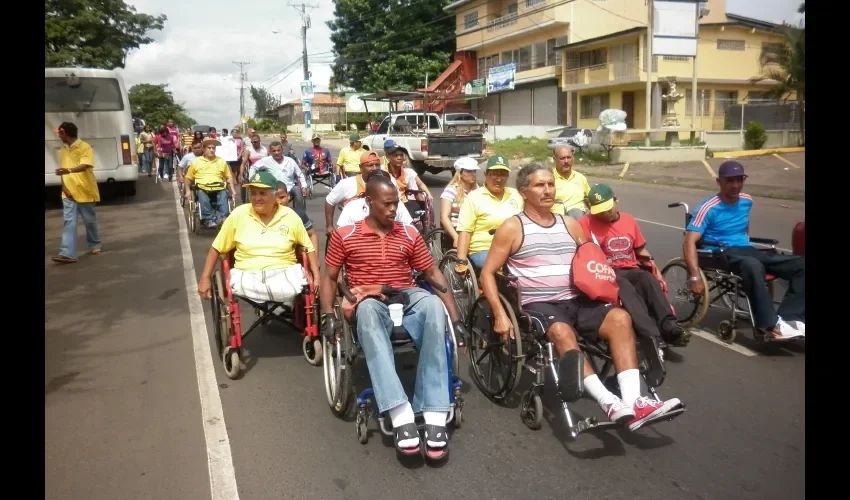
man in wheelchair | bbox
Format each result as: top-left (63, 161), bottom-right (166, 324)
top-left (184, 137), bottom-right (238, 228)
top-left (481, 164), bottom-right (682, 431)
top-left (319, 174), bottom-right (467, 459)
top-left (684, 161), bottom-right (805, 340)
top-left (197, 170), bottom-right (320, 308)
top-left (580, 184), bottom-right (691, 348)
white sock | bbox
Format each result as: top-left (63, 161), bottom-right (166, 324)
top-left (583, 374), bottom-right (617, 407)
top-left (617, 369), bottom-right (642, 407)
top-left (389, 402), bottom-right (418, 448)
top-left (423, 411), bottom-right (448, 448)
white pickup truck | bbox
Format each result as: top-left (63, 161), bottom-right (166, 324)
top-left (364, 112), bottom-right (486, 176)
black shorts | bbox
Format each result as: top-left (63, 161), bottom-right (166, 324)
top-left (524, 297), bottom-right (616, 343)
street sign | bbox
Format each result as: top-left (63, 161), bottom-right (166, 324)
top-left (464, 78), bottom-right (487, 97)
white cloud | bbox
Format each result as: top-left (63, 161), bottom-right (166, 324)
top-left (120, 0), bottom-right (336, 127)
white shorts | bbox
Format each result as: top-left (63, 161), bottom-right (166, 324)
top-left (229, 265), bottom-right (306, 306)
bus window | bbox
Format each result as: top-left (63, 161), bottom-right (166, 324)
top-left (45, 77), bottom-right (125, 113)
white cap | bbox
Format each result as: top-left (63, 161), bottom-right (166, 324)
top-left (454, 157), bottom-right (480, 171)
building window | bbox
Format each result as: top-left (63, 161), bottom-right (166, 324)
top-left (526, 0), bottom-right (544, 7)
top-left (501, 49), bottom-right (517, 64)
top-left (717, 39), bottom-right (746, 51)
top-left (685, 89), bottom-right (711, 116)
top-left (578, 48), bottom-right (607, 67)
top-left (532, 42), bottom-right (547, 69)
top-left (464, 12), bottom-right (478, 30)
top-left (518, 46), bottom-right (532, 72)
top-left (663, 55), bottom-right (689, 62)
top-left (552, 36), bottom-right (568, 66)
top-left (580, 93), bottom-right (609, 119)
top-left (478, 57), bottom-right (486, 78)
top-left (761, 42), bottom-right (785, 55)
top-left (487, 54), bottom-right (499, 69)
top-left (715, 91), bottom-right (738, 115)
top-left (746, 91), bottom-right (772, 102)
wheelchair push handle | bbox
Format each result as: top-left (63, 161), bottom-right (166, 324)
top-left (667, 202), bottom-right (690, 214)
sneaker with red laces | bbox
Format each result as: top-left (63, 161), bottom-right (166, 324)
top-left (601, 396), bottom-right (636, 423)
top-left (627, 396), bottom-right (682, 431)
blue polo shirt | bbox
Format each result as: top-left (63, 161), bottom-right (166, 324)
top-left (686, 194), bottom-right (753, 248)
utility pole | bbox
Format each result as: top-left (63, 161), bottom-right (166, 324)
top-left (233, 61), bottom-right (250, 131)
top-left (645, 0), bottom-right (653, 146)
top-left (287, 2), bottom-right (319, 140)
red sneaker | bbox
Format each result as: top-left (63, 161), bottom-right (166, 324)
top-left (627, 396), bottom-right (682, 431)
top-left (601, 396), bottom-right (635, 423)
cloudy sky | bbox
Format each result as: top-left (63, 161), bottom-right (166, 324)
top-left (119, 0), bottom-right (802, 127)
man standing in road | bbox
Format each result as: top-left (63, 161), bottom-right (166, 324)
top-left (552, 146), bottom-right (590, 219)
top-left (336, 133), bottom-right (366, 180)
top-left (51, 122), bottom-right (102, 264)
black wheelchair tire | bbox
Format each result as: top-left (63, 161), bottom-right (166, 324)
top-left (324, 301), bottom-right (354, 418)
top-left (439, 250), bottom-right (479, 327)
top-left (660, 258), bottom-right (709, 329)
top-left (467, 294), bottom-right (521, 403)
top-left (423, 228), bottom-right (449, 263)
top-left (211, 268), bottom-right (227, 356)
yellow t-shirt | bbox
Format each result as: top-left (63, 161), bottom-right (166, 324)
top-left (60, 139), bottom-right (100, 203)
top-left (552, 168), bottom-right (591, 214)
top-left (337, 146), bottom-right (366, 174)
top-left (185, 156), bottom-right (232, 191)
top-left (456, 186), bottom-right (524, 254)
top-left (212, 203), bottom-right (315, 272)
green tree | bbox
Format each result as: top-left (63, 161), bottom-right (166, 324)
top-left (249, 86), bottom-right (282, 116)
top-left (45, 0), bottom-right (167, 69)
top-left (751, 1), bottom-right (805, 144)
top-left (129, 84), bottom-right (195, 128)
top-left (327, 0), bottom-right (454, 92)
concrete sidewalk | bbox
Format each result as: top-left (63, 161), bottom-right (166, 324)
top-left (45, 182), bottom-right (210, 500)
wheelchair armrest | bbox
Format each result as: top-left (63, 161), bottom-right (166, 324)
top-left (337, 282), bottom-right (357, 303)
top-left (696, 239), bottom-right (726, 250)
top-left (750, 237), bottom-right (779, 247)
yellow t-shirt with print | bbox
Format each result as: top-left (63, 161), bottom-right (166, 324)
top-left (337, 146), bottom-right (366, 174)
top-left (212, 204), bottom-right (315, 272)
top-left (60, 139), bottom-right (100, 203)
top-left (456, 186), bottom-right (524, 254)
top-left (185, 156), bottom-right (232, 191)
top-left (552, 168), bottom-right (591, 214)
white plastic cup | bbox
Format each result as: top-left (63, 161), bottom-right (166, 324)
top-left (388, 303), bottom-right (404, 327)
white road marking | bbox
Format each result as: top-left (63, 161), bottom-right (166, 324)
top-left (690, 328), bottom-right (759, 357)
top-left (634, 217), bottom-right (793, 253)
top-left (171, 182), bottom-right (240, 500)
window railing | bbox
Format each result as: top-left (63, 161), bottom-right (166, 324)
top-left (487, 11), bottom-right (518, 31)
top-left (563, 58), bottom-right (640, 86)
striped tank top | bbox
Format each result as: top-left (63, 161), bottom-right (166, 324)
top-left (506, 212), bottom-right (579, 305)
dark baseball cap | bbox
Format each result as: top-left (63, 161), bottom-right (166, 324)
top-left (586, 184), bottom-right (616, 214)
top-left (718, 160), bottom-right (747, 178)
top-left (383, 139), bottom-right (402, 153)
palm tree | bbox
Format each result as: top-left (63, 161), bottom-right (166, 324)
top-left (750, 2), bottom-right (805, 144)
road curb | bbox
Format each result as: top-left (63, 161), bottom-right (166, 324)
top-left (713, 147), bottom-right (804, 159)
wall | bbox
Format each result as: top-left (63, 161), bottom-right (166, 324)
top-left (456, 0), bottom-right (569, 50)
top-left (571, 0), bottom-right (646, 40)
top-left (485, 125), bottom-right (555, 141)
top-left (703, 130), bottom-right (803, 151)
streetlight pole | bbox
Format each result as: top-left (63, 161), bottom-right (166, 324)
top-left (645, 0), bottom-right (654, 146)
top-left (691, 2), bottom-right (699, 132)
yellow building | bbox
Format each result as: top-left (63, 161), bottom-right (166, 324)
top-left (445, 0), bottom-right (791, 135)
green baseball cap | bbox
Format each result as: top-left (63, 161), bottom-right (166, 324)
top-left (486, 155), bottom-right (510, 171)
top-left (311, 133), bottom-right (321, 140)
top-left (243, 170), bottom-right (278, 189)
top-left (586, 184), bottom-right (616, 214)
top-left (349, 133), bottom-right (361, 142)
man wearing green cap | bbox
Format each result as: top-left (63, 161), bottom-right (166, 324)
top-left (455, 154), bottom-right (523, 269)
top-left (580, 184), bottom-right (690, 347)
top-left (336, 133), bottom-right (366, 180)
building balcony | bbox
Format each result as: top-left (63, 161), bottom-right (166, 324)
top-left (562, 58), bottom-right (641, 91)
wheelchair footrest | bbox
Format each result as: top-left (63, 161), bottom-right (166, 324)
top-left (557, 349), bottom-right (585, 403)
top-left (571, 418), bottom-right (622, 437)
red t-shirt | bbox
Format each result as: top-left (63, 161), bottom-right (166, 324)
top-left (326, 220), bottom-right (433, 289)
top-left (578, 212), bottom-right (646, 269)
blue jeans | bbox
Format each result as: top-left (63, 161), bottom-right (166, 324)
top-left (197, 189), bottom-right (230, 223)
top-left (725, 247), bottom-right (805, 328)
top-left (469, 251), bottom-right (489, 269)
top-left (356, 288), bottom-right (449, 414)
top-left (158, 155), bottom-right (173, 178)
top-left (289, 186), bottom-right (306, 211)
top-left (140, 149), bottom-right (153, 173)
top-left (59, 198), bottom-right (101, 259)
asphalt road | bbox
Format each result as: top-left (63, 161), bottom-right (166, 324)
top-left (45, 140), bottom-right (805, 500)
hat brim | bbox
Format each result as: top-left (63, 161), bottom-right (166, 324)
top-left (458, 165), bottom-right (480, 171)
top-left (589, 198), bottom-right (615, 215)
top-left (202, 139), bottom-right (221, 147)
top-left (243, 182), bottom-right (276, 189)
top-left (486, 165), bottom-right (511, 172)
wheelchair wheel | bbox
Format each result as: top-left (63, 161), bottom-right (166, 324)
top-left (424, 228), bottom-right (449, 263)
top-left (519, 389), bottom-right (543, 430)
top-left (188, 202), bottom-right (198, 234)
top-left (228, 195), bottom-right (236, 213)
top-left (439, 251), bottom-right (479, 327)
top-left (323, 301), bottom-right (354, 417)
top-left (661, 257), bottom-right (709, 328)
top-left (211, 268), bottom-right (228, 356)
top-left (306, 174), bottom-right (314, 199)
top-left (720, 281), bottom-right (776, 319)
top-left (302, 335), bottom-right (323, 366)
top-left (467, 294), bottom-right (521, 402)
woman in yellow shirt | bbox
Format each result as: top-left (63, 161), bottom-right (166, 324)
top-left (455, 155), bottom-right (524, 269)
top-left (197, 170), bottom-right (320, 305)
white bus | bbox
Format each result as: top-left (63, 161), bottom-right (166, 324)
top-left (45, 68), bottom-right (138, 196)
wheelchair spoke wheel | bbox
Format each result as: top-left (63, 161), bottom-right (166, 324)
top-left (323, 303), bottom-right (354, 418)
top-left (661, 258), bottom-right (709, 329)
top-left (424, 228), bottom-right (448, 263)
top-left (439, 252), bottom-right (479, 327)
top-left (212, 270), bottom-right (228, 356)
top-left (468, 295), bottom-right (520, 402)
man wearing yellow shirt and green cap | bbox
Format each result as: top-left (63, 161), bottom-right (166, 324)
top-left (336, 133), bottom-right (366, 180)
top-left (552, 146), bottom-right (590, 219)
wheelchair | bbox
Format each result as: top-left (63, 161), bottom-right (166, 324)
top-left (302, 159), bottom-right (336, 198)
top-left (404, 189), bottom-right (435, 236)
top-left (188, 184), bottom-right (236, 235)
top-left (438, 249), bottom-right (480, 327)
top-left (210, 249), bottom-right (321, 380)
top-left (466, 264), bottom-right (685, 437)
top-left (660, 202), bottom-right (797, 344)
top-left (423, 226), bottom-right (453, 264)
top-left (322, 272), bottom-right (464, 445)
